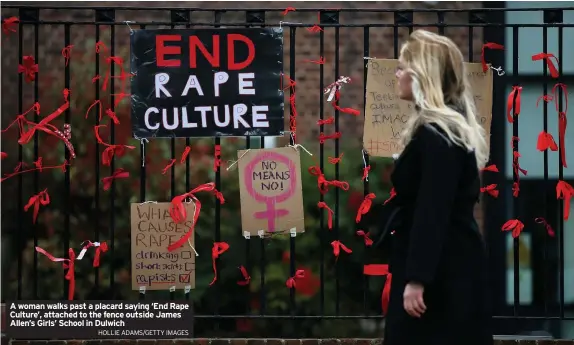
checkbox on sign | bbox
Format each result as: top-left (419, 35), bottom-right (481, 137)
top-left (179, 273), bottom-right (190, 283)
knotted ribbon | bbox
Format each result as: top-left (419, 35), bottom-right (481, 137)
top-left (331, 240), bottom-right (352, 258)
top-left (356, 193), bottom-right (376, 223)
top-left (481, 42), bottom-right (505, 72)
top-left (167, 182), bottom-right (225, 252)
top-left (237, 265), bottom-right (251, 286)
top-left (506, 86), bottom-right (523, 123)
top-left (35, 247), bottom-right (76, 300)
top-left (286, 269), bottom-right (305, 288)
top-left (537, 131), bottom-right (558, 152)
top-left (532, 52), bottom-right (560, 78)
top-left (383, 188), bottom-right (396, 205)
top-left (101, 168), bottom-right (129, 191)
top-left (317, 201), bottom-right (334, 230)
top-left (480, 184), bottom-right (499, 198)
top-left (356, 230), bottom-right (373, 246)
top-left (556, 180), bottom-right (574, 220)
top-left (501, 219), bottom-right (525, 238)
top-left (534, 217), bottom-right (555, 237)
top-left (308, 166), bottom-right (350, 195)
top-left (24, 189), bottom-right (50, 224)
top-left (209, 242), bottom-right (230, 286)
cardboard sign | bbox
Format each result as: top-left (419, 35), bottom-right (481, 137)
top-left (130, 28), bottom-right (285, 138)
top-left (131, 202), bottom-right (196, 290)
top-left (363, 59), bottom-right (494, 157)
top-left (237, 147), bottom-right (305, 237)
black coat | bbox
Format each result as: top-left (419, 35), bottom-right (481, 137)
top-left (382, 123), bottom-right (494, 345)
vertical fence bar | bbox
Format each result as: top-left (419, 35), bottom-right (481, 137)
top-left (318, 18), bottom-right (326, 315)
top-left (108, 10), bottom-right (117, 296)
top-left (556, 10), bottom-right (565, 319)
top-left (245, 9), bottom-right (267, 316)
top-left (16, 7), bottom-right (25, 300)
top-left (212, 10), bottom-right (222, 331)
top-left (93, 14), bottom-right (102, 297)
top-left (511, 25), bottom-right (520, 316)
top-left (138, 22), bottom-right (147, 301)
top-left (32, 9), bottom-right (40, 300)
top-left (288, 25), bottom-right (297, 316)
top-left (541, 11), bottom-right (550, 316)
top-left (361, 25), bottom-right (370, 315)
top-left (332, 10), bottom-right (341, 315)
top-left (437, 11), bottom-right (445, 35)
top-left (63, 23), bottom-right (72, 300)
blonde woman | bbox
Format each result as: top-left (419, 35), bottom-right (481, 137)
top-left (382, 30), bottom-right (493, 345)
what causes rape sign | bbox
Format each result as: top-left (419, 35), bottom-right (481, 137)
top-left (130, 28), bottom-right (284, 138)
top-left (238, 147), bottom-right (305, 237)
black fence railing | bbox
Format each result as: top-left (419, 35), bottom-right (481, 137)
top-left (1, 3), bottom-right (574, 339)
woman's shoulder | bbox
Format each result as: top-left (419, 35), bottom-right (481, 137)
top-left (412, 122), bottom-right (453, 147)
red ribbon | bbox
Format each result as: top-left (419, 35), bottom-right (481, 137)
top-left (361, 264), bottom-right (391, 314)
top-left (61, 45), bottom-right (74, 67)
top-left (480, 184), bottom-right (499, 198)
top-left (237, 265), bottom-right (251, 286)
top-left (317, 116), bottom-right (335, 126)
top-left (556, 180), bottom-right (574, 220)
top-left (383, 188), bottom-right (396, 205)
top-left (362, 165), bottom-right (371, 181)
top-left (303, 56), bottom-right (325, 64)
top-left (162, 159), bottom-right (177, 175)
top-left (537, 131), bottom-right (558, 152)
top-left (506, 86), bottom-right (523, 123)
top-left (481, 164), bottom-right (499, 172)
top-left (317, 202), bottom-right (334, 230)
top-left (282, 7), bottom-right (296, 15)
top-left (356, 193), bottom-right (376, 223)
top-left (481, 42), bottom-right (505, 72)
top-left (181, 146), bottom-right (191, 163)
top-left (538, 83), bottom-right (568, 167)
top-left (328, 153), bottom-right (344, 165)
top-left (209, 242), bottom-right (230, 286)
top-left (2, 16), bottom-right (19, 36)
top-left (213, 144), bottom-right (221, 172)
top-left (24, 189), bottom-right (50, 224)
top-left (290, 94), bottom-right (298, 144)
top-left (331, 240), bottom-right (352, 258)
top-left (534, 217), bottom-right (555, 237)
top-left (101, 168), bottom-right (129, 191)
top-left (356, 230), bottom-right (373, 246)
top-left (501, 219), bottom-right (525, 238)
top-left (512, 182), bottom-right (520, 198)
top-left (18, 55), bottom-right (38, 83)
top-left (1, 152), bottom-right (7, 160)
top-left (93, 42), bottom-right (131, 105)
top-left (286, 269), bottom-right (306, 288)
top-left (35, 247), bottom-right (76, 300)
top-left (94, 125), bottom-right (135, 166)
top-left (308, 166), bottom-right (350, 195)
top-left (1, 160), bottom-right (69, 183)
top-left (532, 52), bottom-right (560, 78)
top-left (332, 90), bottom-right (361, 116)
top-left (80, 241), bottom-right (109, 267)
top-left (307, 25), bottom-right (323, 33)
top-left (319, 132), bottom-right (342, 144)
top-left (167, 182), bottom-right (225, 252)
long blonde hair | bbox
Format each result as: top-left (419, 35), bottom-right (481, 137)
top-left (399, 30), bottom-right (489, 169)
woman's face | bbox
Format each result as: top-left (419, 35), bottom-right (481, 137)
top-left (396, 61), bottom-right (414, 101)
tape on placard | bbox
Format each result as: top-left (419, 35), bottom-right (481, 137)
top-left (257, 230), bottom-right (265, 238)
top-left (290, 228), bottom-right (297, 237)
top-left (392, 153), bottom-right (400, 160)
top-left (139, 286), bottom-right (146, 294)
top-left (169, 286), bottom-right (176, 292)
top-left (243, 231), bottom-right (251, 239)
top-left (184, 285), bottom-right (191, 294)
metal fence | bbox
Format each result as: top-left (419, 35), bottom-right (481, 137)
top-left (1, 3), bottom-right (574, 338)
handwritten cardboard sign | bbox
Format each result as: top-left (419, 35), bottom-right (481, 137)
top-left (363, 58), bottom-right (493, 157)
top-left (237, 147), bottom-right (305, 237)
top-left (131, 202), bottom-right (196, 290)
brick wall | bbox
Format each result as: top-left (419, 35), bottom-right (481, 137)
top-left (5, 339), bottom-right (574, 345)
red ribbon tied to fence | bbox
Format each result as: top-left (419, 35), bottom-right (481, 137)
top-left (356, 230), bottom-right (373, 246)
top-left (532, 52), bottom-right (560, 78)
top-left (383, 188), bottom-right (397, 205)
top-left (209, 242), bottom-right (230, 286)
top-left (2, 16), bottom-right (19, 36)
top-left (167, 182), bottom-right (225, 252)
top-left (317, 202), bottom-right (334, 230)
top-left (18, 55), bottom-right (38, 83)
top-left (534, 217), bottom-right (555, 237)
top-left (101, 168), bottom-right (129, 191)
top-left (331, 240), bottom-right (352, 259)
top-left (356, 193), bottom-right (376, 223)
top-left (237, 266), bottom-right (251, 286)
top-left (537, 131), bottom-right (558, 152)
top-left (35, 247), bottom-right (76, 300)
top-left (506, 86), bottom-right (522, 123)
top-left (556, 180), bottom-right (574, 220)
top-left (79, 241), bottom-right (109, 267)
top-left (362, 264), bottom-right (392, 315)
top-left (286, 269), bottom-right (306, 289)
top-left (501, 219), bottom-right (525, 238)
top-left (480, 184), bottom-right (499, 198)
top-left (24, 189), bottom-right (50, 224)
top-left (481, 42), bottom-right (505, 72)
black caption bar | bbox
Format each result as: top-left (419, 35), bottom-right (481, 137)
top-left (6, 301), bottom-right (194, 339)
